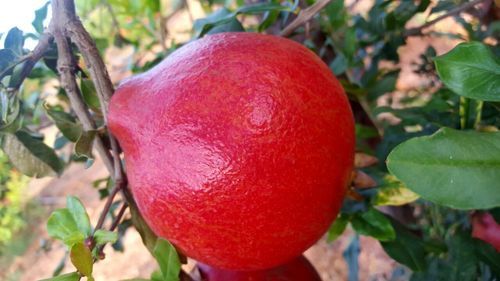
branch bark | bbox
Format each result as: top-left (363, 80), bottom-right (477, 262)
top-left (281, 0), bottom-right (332, 37)
top-left (50, 1), bottom-right (115, 175)
top-left (59, 3), bottom-right (115, 121)
top-left (10, 33), bottom-right (53, 91)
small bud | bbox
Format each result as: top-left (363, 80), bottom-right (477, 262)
top-left (85, 237), bottom-right (95, 249)
top-left (354, 153), bottom-right (379, 168)
top-left (352, 170), bottom-right (377, 189)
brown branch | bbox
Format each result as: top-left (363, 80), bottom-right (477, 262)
top-left (52, 0), bottom-right (114, 121)
top-left (280, 0), bottom-right (332, 37)
top-left (95, 201), bottom-right (129, 257)
top-left (94, 177), bottom-right (127, 231)
top-left (49, 1), bottom-right (115, 175)
top-left (10, 33), bottom-right (53, 91)
top-left (54, 0), bottom-right (126, 189)
top-left (404, 0), bottom-right (487, 37)
top-left (110, 202), bottom-right (129, 231)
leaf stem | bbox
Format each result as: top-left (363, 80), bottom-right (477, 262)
top-left (474, 100), bottom-right (483, 129)
top-left (459, 97), bottom-right (469, 129)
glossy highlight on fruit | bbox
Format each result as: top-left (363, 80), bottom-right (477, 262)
top-left (198, 255), bottom-right (322, 281)
top-left (108, 32), bottom-right (355, 270)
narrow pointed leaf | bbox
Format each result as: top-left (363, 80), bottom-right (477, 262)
top-left (45, 106), bottom-right (82, 142)
top-left (32, 2), bottom-right (50, 33)
top-left (2, 131), bottom-right (64, 177)
top-left (351, 208), bottom-right (395, 241)
top-left (94, 229), bottom-right (118, 245)
top-left (327, 214), bottom-right (349, 242)
top-left (153, 239), bottom-right (181, 281)
top-left (70, 242), bottom-right (93, 277)
top-left (38, 272), bottom-right (80, 281)
top-left (66, 196), bottom-right (92, 237)
top-left (47, 208), bottom-right (85, 246)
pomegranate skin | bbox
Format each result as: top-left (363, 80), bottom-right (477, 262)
top-left (198, 255), bottom-right (322, 281)
top-left (108, 32), bottom-right (355, 270)
top-left (472, 212), bottom-right (500, 251)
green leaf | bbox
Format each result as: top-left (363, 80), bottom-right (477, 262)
top-left (327, 214), bottom-right (349, 242)
top-left (330, 53), bottom-right (348, 75)
top-left (47, 209), bottom-right (85, 246)
top-left (381, 220), bottom-right (426, 271)
top-left (32, 2), bottom-right (50, 34)
top-left (324, 0), bottom-right (348, 29)
top-left (193, 8), bottom-right (241, 37)
top-left (4, 27), bottom-right (24, 56)
top-left (66, 196), bottom-right (92, 237)
top-left (258, 10), bottom-right (279, 32)
top-left (387, 128), bottom-right (500, 209)
top-left (0, 91), bottom-right (23, 133)
top-left (0, 49), bottom-right (17, 78)
top-left (70, 242), bottom-right (93, 277)
top-left (38, 272), bottom-right (80, 281)
top-left (447, 233), bottom-right (477, 280)
top-left (80, 79), bottom-right (101, 111)
top-left (474, 238), bottom-right (500, 277)
top-left (194, 3), bottom-right (291, 37)
top-left (153, 239), bottom-right (181, 281)
top-left (373, 174), bottom-right (419, 206)
top-left (367, 71), bottom-right (399, 101)
top-left (94, 229), bottom-right (118, 245)
top-left (129, 199), bottom-right (158, 253)
top-left (150, 270), bottom-right (164, 281)
top-left (434, 42), bottom-right (500, 101)
top-left (75, 130), bottom-right (96, 159)
top-left (2, 131), bottom-right (64, 177)
top-left (45, 105), bottom-right (82, 142)
top-left (351, 208), bottom-right (395, 241)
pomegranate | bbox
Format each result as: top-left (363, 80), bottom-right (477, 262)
top-left (109, 32), bottom-right (354, 270)
top-left (198, 255), bottom-right (322, 281)
top-left (472, 212), bottom-right (500, 251)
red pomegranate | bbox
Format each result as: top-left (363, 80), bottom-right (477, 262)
top-left (108, 32), bottom-right (354, 270)
top-left (472, 212), bottom-right (500, 251)
top-left (198, 255), bottom-right (322, 281)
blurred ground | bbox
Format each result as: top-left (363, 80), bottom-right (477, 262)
top-left (0, 0), bottom-right (471, 280)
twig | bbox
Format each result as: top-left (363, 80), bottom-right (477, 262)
top-left (9, 34), bottom-right (54, 91)
top-left (94, 177), bottom-right (127, 231)
top-left (110, 202), bottom-right (129, 231)
top-left (49, 0), bottom-right (115, 175)
top-left (54, 1), bottom-right (114, 121)
top-left (404, 0), bottom-right (487, 37)
top-left (95, 201), bottom-right (129, 256)
top-left (280, 0), bottom-right (332, 37)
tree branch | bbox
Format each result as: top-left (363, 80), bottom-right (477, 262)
top-left (281, 0), bottom-right (332, 37)
top-left (94, 177), bottom-right (128, 231)
top-left (52, 1), bottom-right (114, 121)
top-left (50, 1), bottom-right (115, 175)
top-left (404, 0), bottom-right (487, 37)
top-left (10, 33), bottom-right (53, 91)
